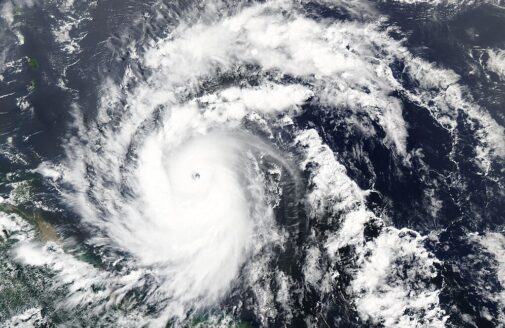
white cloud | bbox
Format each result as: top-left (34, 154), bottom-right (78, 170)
top-left (487, 49), bottom-right (505, 80)
top-left (472, 232), bottom-right (505, 325)
top-left (351, 228), bottom-right (447, 327)
top-left (296, 128), bottom-right (446, 326)
top-left (46, 0), bottom-right (503, 324)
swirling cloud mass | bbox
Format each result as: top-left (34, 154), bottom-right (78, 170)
top-left (1, 0), bottom-right (505, 327)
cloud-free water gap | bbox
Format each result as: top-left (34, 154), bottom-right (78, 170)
top-left (2, 0), bottom-right (505, 327)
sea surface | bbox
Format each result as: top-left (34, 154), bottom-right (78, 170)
top-left (1, 0), bottom-right (505, 327)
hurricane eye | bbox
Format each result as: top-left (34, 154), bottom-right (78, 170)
top-left (14, 0), bottom-right (502, 326)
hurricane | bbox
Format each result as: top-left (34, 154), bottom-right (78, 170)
top-left (1, 0), bottom-right (505, 327)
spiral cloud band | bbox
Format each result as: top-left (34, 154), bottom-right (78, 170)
top-left (4, 0), bottom-right (503, 327)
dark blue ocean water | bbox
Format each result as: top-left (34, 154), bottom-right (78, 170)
top-left (1, 1), bottom-right (504, 327)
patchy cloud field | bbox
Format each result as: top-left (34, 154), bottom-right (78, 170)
top-left (1, 0), bottom-right (505, 327)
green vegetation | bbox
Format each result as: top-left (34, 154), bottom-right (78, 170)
top-left (26, 56), bottom-right (39, 70)
top-left (0, 202), bottom-right (59, 243)
top-left (14, 7), bottom-right (23, 17)
top-left (78, 249), bottom-right (104, 268)
top-left (28, 79), bottom-right (36, 91)
top-left (9, 180), bottom-right (33, 205)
